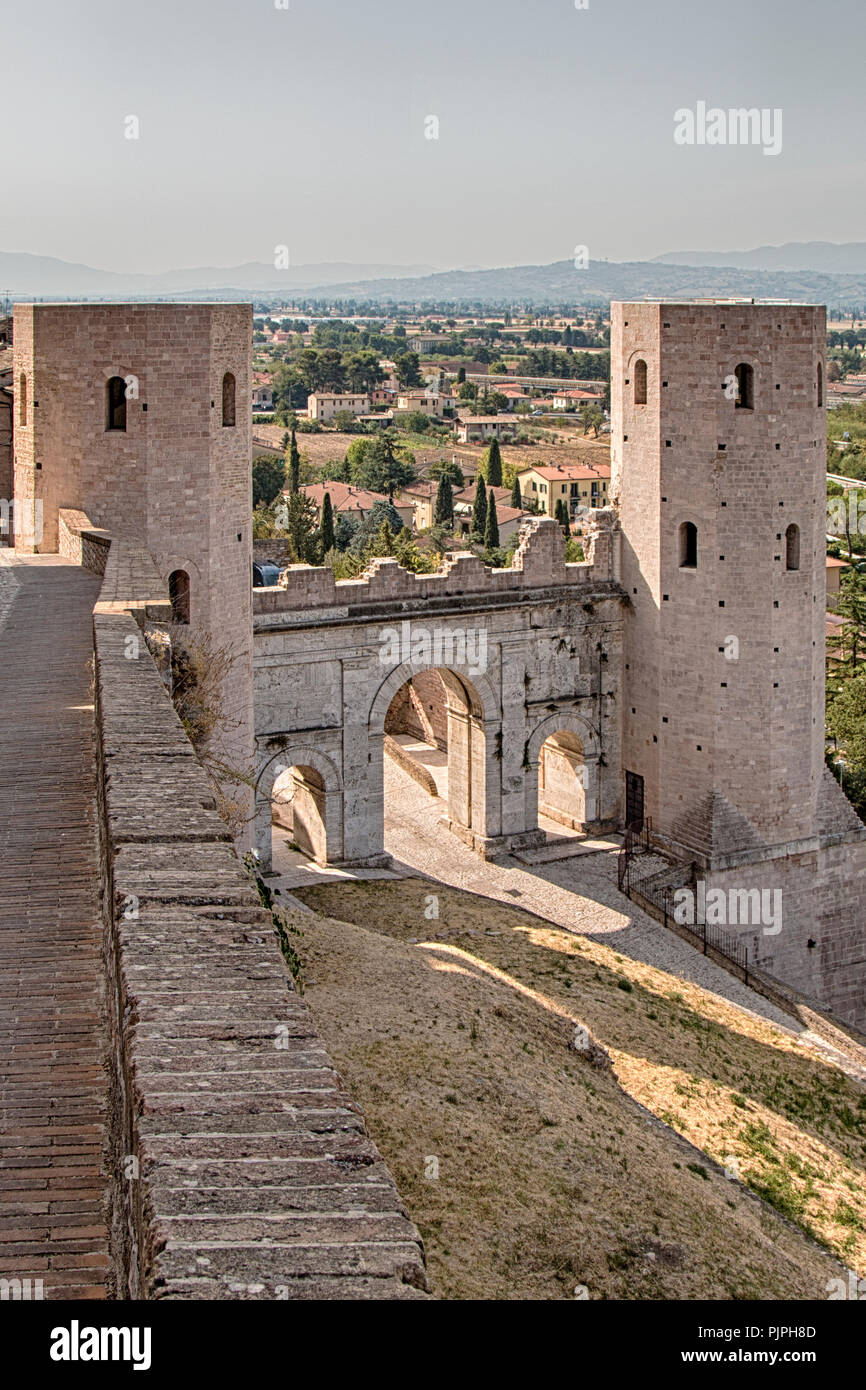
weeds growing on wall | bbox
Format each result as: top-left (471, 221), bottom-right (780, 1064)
top-left (243, 851), bottom-right (305, 992)
top-left (170, 631), bottom-right (254, 838)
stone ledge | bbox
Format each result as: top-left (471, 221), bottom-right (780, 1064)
top-left (86, 529), bottom-right (429, 1300)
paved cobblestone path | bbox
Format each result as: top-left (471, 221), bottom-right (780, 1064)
top-left (0, 554), bottom-right (110, 1299)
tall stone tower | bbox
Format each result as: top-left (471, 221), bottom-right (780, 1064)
top-left (613, 300), bottom-right (866, 1025)
top-left (12, 302), bottom-right (254, 836)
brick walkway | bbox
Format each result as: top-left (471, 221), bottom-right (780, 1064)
top-left (0, 554), bottom-right (110, 1298)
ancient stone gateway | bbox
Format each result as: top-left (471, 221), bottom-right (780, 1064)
top-left (252, 515), bottom-right (625, 870)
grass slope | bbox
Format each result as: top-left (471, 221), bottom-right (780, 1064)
top-left (288, 878), bottom-right (865, 1300)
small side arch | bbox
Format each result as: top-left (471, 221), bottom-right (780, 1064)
top-left (254, 742), bottom-right (344, 868)
top-left (524, 711), bottom-right (601, 833)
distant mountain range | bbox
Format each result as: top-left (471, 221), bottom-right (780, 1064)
top-left (3, 244), bottom-right (866, 309)
top-left (0, 253), bottom-right (437, 299)
top-left (299, 257), bottom-right (866, 309)
top-left (652, 242), bottom-right (866, 273)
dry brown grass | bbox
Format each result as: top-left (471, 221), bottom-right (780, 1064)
top-left (287, 878), bottom-right (865, 1300)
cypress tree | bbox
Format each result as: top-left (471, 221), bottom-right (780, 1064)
top-left (510, 476), bottom-right (522, 509)
top-left (288, 426), bottom-right (301, 494)
top-left (434, 474), bottom-right (454, 527)
top-left (472, 475), bottom-right (487, 536)
top-left (320, 491), bottom-right (336, 553)
top-left (485, 438), bottom-right (503, 487)
top-left (554, 496), bottom-right (570, 537)
top-left (484, 493), bottom-right (499, 549)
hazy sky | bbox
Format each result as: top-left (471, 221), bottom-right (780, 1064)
top-left (3, 0), bottom-right (864, 273)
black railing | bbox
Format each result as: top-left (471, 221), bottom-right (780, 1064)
top-left (617, 816), bottom-right (654, 891)
top-left (618, 837), bottom-right (750, 986)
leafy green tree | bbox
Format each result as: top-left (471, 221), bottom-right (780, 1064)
top-left (320, 492), bottom-right (336, 554)
top-left (484, 493), bottom-right (500, 549)
top-left (554, 496), bottom-right (571, 537)
top-left (434, 475), bottom-right (454, 527)
top-left (836, 568), bottom-right (866, 673)
top-left (283, 491), bottom-right (318, 563)
top-left (510, 476), bottom-right (522, 509)
top-left (353, 431), bottom-right (417, 501)
top-left (472, 475), bottom-right (487, 536)
top-left (287, 427), bottom-right (301, 494)
top-left (349, 501), bottom-right (405, 555)
top-left (252, 455), bottom-right (286, 508)
top-left (252, 501), bottom-right (279, 539)
top-left (430, 458), bottom-right (465, 488)
top-left (457, 366), bottom-right (466, 384)
top-left (394, 350), bottom-right (422, 387)
top-left (484, 438), bottom-right (503, 487)
top-left (368, 520), bottom-right (396, 557)
top-left (405, 410), bottom-right (431, 434)
top-left (334, 511), bottom-right (360, 552)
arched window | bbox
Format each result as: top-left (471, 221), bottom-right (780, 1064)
top-left (734, 362), bottom-right (754, 410)
top-left (785, 523), bottom-right (800, 572)
top-left (817, 362), bottom-right (824, 407)
top-left (19, 374), bottom-right (27, 426)
top-left (222, 372), bottom-right (236, 427)
top-left (679, 520), bottom-right (697, 569)
top-left (106, 376), bottom-right (127, 431)
top-left (633, 358), bottom-right (647, 405)
top-left (168, 569), bottom-right (191, 624)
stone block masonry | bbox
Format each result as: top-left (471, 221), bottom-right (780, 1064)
top-left (14, 302), bottom-right (256, 849)
top-left (89, 523), bottom-right (428, 1298)
top-left (0, 553), bottom-right (110, 1299)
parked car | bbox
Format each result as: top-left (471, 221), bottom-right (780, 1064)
top-left (253, 561), bottom-right (281, 587)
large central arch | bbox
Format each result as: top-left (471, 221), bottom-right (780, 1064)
top-left (369, 658), bottom-right (503, 855)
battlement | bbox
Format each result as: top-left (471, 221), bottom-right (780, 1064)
top-left (253, 512), bottom-right (621, 626)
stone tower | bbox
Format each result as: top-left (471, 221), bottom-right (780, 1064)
top-left (613, 300), bottom-right (866, 1025)
top-left (12, 302), bottom-right (255, 836)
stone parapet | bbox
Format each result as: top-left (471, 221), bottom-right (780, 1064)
top-left (80, 529), bottom-right (429, 1299)
top-left (254, 514), bottom-right (621, 624)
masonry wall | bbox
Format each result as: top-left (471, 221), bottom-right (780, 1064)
top-left (252, 518), bottom-right (625, 867)
top-left (13, 303), bottom-right (255, 842)
top-left (613, 301), bottom-right (827, 859)
top-left (613, 301), bottom-right (866, 1028)
top-left (87, 524), bottom-right (428, 1298)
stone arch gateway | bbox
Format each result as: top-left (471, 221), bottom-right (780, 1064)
top-left (252, 516), bottom-right (625, 870)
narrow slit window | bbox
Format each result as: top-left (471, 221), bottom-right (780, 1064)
top-left (634, 358), bottom-right (647, 405)
top-left (679, 520), bottom-right (697, 569)
top-left (734, 362), bottom-right (754, 410)
top-left (168, 569), bottom-right (191, 624)
top-left (222, 371), bottom-right (236, 427)
top-left (817, 362), bottom-right (823, 407)
top-left (785, 523), bottom-right (800, 572)
top-left (106, 376), bottom-right (127, 431)
top-left (19, 374), bottom-right (27, 426)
